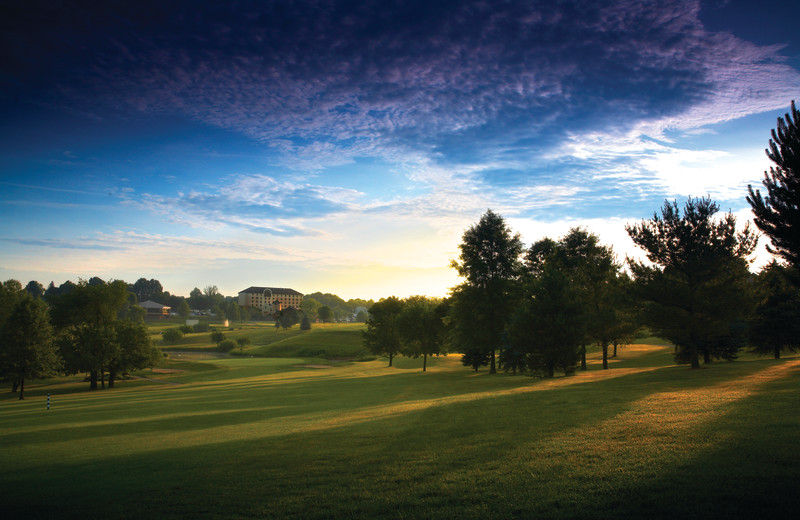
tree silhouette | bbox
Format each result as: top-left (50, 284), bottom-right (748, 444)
top-left (747, 100), bottom-right (800, 268)
top-left (450, 209), bottom-right (522, 373)
top-left (627, 197), bottom-right (757, 368)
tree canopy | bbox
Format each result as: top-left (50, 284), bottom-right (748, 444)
top-left (363, 297), bottom-right (404, 367)
top-left (747, 100), bottom-right (800, 269)
top-left (626, 197), bottom-right (757, 368)
top-left (0, 294), bottom-right (61, 399)
top-left (450, 209), bottom-right (523, 373)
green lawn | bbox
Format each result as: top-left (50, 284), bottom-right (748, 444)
top-left (1, 343), bottom-right (798, 519)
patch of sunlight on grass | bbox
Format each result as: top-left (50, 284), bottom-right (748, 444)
top-left (528, 358), bottom-right (800, 472)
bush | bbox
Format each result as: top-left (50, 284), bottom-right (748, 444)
top-left (161, 328), bottom-right (184, 345)
top-left (236, 337), bottom-right (251, 351)
top-left (178, 325), bottom-right (194, 334)
top-left (300, 316), bottom-right (312, 330)
top-left (210, 330), bottom-right (225, 344)
top-left (193, 322), bottom-right (210, 333)
top-left (218, 339), bottom-right (237, 352)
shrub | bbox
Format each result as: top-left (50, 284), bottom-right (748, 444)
top-left (179, 325), bottom-right (194, 334)
top-left (193, 322), bottom-right (210, 333)
top-left (300, 316), bottom-right (312, 330)
top-left (161, 328), bottom-right (184, 345)
top-left (218, 339), bottom-right (237, 352)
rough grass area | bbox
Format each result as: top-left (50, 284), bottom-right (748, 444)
top-left (1, 346), bottom-right (798, 519)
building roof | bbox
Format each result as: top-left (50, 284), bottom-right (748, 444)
top-left (139, 300), bottom-right (170, 310)
top-left (238, 286), bottom-right (303, 296)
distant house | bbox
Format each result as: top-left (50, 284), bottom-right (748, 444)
top-left (238, 286), bottom-right (303, 315)
top-left (138, 300), bottom-right (171, 318)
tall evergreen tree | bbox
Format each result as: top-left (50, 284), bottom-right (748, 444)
top-left (747, 100), bottom-right (800, 269)
top-left (749, 262), bottom-right (800, 359)
top-left (450, 209), bottom-right (523, 373)
top-left (626, 197), bottom-right (757, 369)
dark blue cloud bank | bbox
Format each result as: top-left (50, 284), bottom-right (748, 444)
top-left (3, 0), bottom-right (796, 170)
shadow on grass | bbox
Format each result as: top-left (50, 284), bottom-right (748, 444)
top-left (4, 357), bottom-right (796, 519)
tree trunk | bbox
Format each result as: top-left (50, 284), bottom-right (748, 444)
top-left (11, 378), bottom-right (19, 393)
top-left (489, 348), bottom-right (496, 374)
top-left (602, 343), bottom-right (609, 370)
top-left (18, 377), bottom-right (25, 400)
top-left (690, 347), bottom-right (701, 369)
top-left (388, 353), bottom-right (393, 367)
top-left (547, 363), bottom-right (554, 378)
top-left (612, 341), bottom-right (618, 358)
top-left (100, 368), bottom-right (105, 389)
top-left (703, 350), bottom-right (711, 364)
top-left (775, 347), bottom-right (781, 359)
top-left (90, 371), bottom-right (98, 390)
top-left (580, 344), bottom-right (587, 370)
top-left (422, 354), bottom-right (427, 372)
top-left (108, 369), bottom-right (116, 388)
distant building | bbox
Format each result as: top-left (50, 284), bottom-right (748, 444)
top-left (138, 300), bottom-right (171, 318)
top-left (238, 286), bottom-right (303, 315)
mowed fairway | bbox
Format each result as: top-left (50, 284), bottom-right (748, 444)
top-left (1, 343), bottom-right (799, 519)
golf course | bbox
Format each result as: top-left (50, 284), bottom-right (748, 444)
top-left (1, 322), bottom-right (798, 519)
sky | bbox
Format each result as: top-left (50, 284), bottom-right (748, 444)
top-left (1, 0), bottom-right (799, 300)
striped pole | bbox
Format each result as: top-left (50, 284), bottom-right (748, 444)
top-left (47, 393), bottom-right (50, 410)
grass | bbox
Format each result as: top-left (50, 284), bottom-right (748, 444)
top-left (1, 341), bottom-right (798, 519)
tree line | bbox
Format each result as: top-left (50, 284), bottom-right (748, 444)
top-left (365, 101), bottom-right (800, 374)
top-left (0, 279), bottom-right (161, 399)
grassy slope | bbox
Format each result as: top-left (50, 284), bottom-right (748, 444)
top-left (1, 345), bottom-right (798, 519)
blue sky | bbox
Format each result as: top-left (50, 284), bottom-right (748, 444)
top-left (1, 0), bottom-right (799, 300)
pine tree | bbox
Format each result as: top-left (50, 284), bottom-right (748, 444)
top-left (627, 197), bottom-right (757, 368)
top-left (747, 100), bottom-right (800, 268)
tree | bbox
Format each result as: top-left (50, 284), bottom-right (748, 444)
top-left (108, 320), bottom-right (160, 387)
top-left (0, 296), bottom-right (61, 399)
top-left (210, 330), bottom-right (225, 345)
top-left (398, 296), bottom-right (447, 372)
top-left (162, 328), bottom-right (184, 345)
top-left (236, 337), bottom-right (252, 351)
top-left (24, 280), bottom-right (44, 299)
top-left (626, 197), bottom-right (757, 368)
top-left (188, 287), bottom-right (205, 310)
top-left (177, 299), bottom-right (191, 317)
top-left (300, 298), bottom-right (321, 320)
top-left (550, 229), bottom-right (619, 370)
top-left (749, 262), bottom-right (800, 359)
top-left (300, 315), bottom-right (312, 330)
top-left (608, 273), bottom-right (640, 358)
top-left (218, 339), bottom-right (237, 352)
top-left (363, 297), bottom-right (404, 367)
top-left (747, 101), bottom-right (800, 269)
top-left (450, 209), bottom-right (523, 373)
top-left (49, 279), bottom-right (130, 389)
top-left (318, 305), bottom-right (333, 323)
top-left (508, 265), bottom-right (583, 378)
top-left (277, 307), bottom-right (300, 329)
top-left (131, 278), bottom-right (164, 303)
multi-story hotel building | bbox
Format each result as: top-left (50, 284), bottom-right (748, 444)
top-left (238, 286), bottom-right (303, 315)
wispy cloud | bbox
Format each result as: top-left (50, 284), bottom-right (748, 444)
top-left (0, 237), bottom-right (123, 251)
top-left (16, 0), bottom-right (796, 174)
